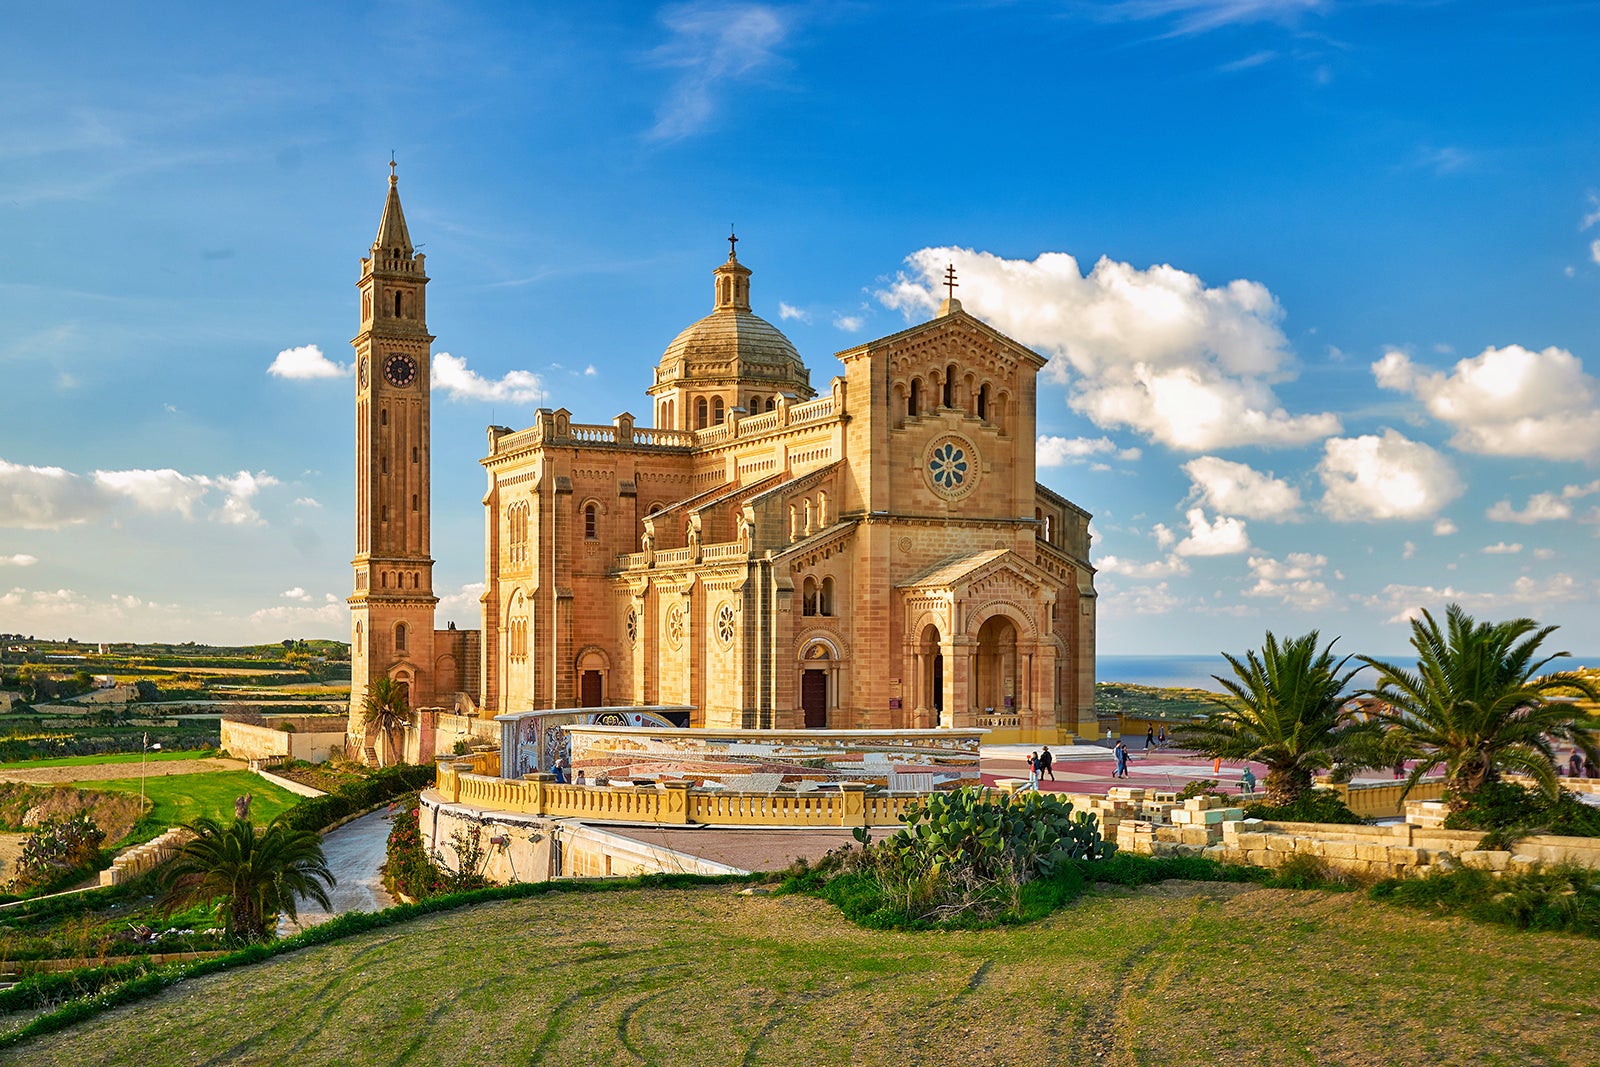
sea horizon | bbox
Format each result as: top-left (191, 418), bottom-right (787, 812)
top-left (1098, 652), bottom-right (1600, 693)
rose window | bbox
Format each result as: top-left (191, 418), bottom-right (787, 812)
top-left (716, 603), bottom-right (736, 645)
top-left (667, 606), bottom-right (686, 647)
top-left (928, 442), bottom-right (968, 490)
top-left (626, 609), bottom-right (637, 644)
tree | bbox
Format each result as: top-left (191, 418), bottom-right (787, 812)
top-left (362, 676), bottom-right (410, 766)
top-left (1174, 630), bottom-right (1368, 805)
top-left (1361, 604), bottom-right (1600, 809)
top-left (161, 816), bottom-right (335, 942)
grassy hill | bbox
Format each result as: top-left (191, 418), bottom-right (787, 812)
top-left (6, 881), bottom-right (1597, 1066)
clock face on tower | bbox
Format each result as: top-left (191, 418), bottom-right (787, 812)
top-left (384, 353), bottom-right (419, 387)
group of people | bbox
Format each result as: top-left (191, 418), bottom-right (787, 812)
top-left (1022, 747), bottom-right (1055, 789)
top-left (1142, 724), bottom-right (1168, 749)
top-left (1569, 751), bottom-right (1599, 779)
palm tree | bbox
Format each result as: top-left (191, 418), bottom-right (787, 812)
top-left (362, 676), bottom-right (410, 767)
top-left (161, 816), bottom-right (335, 941)
top-left (1174, 630), bottom-right (1367, 805)
top-left (1361, 604), bottom-right (1600, 808)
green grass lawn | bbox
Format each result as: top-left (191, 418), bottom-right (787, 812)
top-left (69, 771), bottom-right (301, 843)
top-left (6, 881), bottom-right (1599, 1066)
top-left (0, 750), bottom-right (217, 770)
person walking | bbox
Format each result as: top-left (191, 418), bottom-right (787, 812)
top-left (1024, 751), bottom-right (1040, 791)
top-left (1114, 742), bottom-right (1129, 779)
top-left (1570, 751), bottom-right (1584, 778)
top-left (1145, 725), bottom-right (1155, 750)
top-left (1157, 725), bottom-right (1166, 747)
top-left (1039, 746), bottom-right (1055, 782)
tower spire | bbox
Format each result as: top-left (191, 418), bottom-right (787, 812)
top-left (373, 160), bottom-right (413, 254)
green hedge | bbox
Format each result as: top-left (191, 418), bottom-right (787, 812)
top-left (277, 764), bottom-right (433, 832)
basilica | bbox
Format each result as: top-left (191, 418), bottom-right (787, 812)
top-left (347, 168), bottom-right (1098, 750)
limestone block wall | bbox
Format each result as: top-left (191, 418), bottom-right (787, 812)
top-left (99, 827), bottom-right (193, 886)
top-left (221, 715), bottom-right (349, 764)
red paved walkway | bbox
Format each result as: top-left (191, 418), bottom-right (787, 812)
top-left (981, 744), bottom-right (1266, 796)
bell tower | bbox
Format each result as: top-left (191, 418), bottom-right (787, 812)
top-left (348, 162), bottom-right (437, 751)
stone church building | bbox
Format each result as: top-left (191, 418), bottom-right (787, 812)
top-left (348, 168), bottom-right (1098, 749)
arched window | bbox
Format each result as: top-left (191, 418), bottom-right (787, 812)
top-left (977, 384), bottom-right (989, 420)
top-left (394, 292), bottom-right (403, 318)
top-left (355, 622), bottom-right (363, 655)
top-left (765, 396), bottom-right (775, 412)
top-left (943, 364), bottom-right (956, 408)
top-left (412, 446), bottom-right (418, 463)
top-left (696, 397), bottom-right (709, 429)
top-left (381, 456), bottom-right (388, 474)
top-left (411, 493), bottom-right (418, 512)
top-left (713, 396), bottom-right (725, 424)
top-left (380, 409), bottom-right (388, 427)
top-left (802, 577), bottom-right (818, 616)
top-left (817, 490), bottom-right (829, 527)
top-left (749, 395), bottom-right (761, 412)
top-left (381, 504), bottom-right (388, 522)
top-left (584, 502), bottom-right (598, 540)
top-left (820, 576), bottom-right (834, 617)
top-left (395, 622), bottom-right (408, 652)
top-left (908, 378), bottom-right (921, 417)
top-left (1045, 515), bottom-right (1054, 542)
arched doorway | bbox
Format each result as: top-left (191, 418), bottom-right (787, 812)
top-left (575, 647), bottom-right (610, 708)
top-left (801, 642), bottom-right (830, 728)
top-left (975, 615), bottom-right (1019, 715)
top-left (918, 624), bottom-right (944, 726)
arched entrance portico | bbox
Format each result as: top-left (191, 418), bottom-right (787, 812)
top-left (975, 615), bottom-right (1018, 717)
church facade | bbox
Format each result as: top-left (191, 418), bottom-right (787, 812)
top-left (350, 170), bottom-right (1098, 749)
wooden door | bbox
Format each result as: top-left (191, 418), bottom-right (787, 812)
top-left (580, 670), bottom-right (602, 707)
top-left (801, 670), bottom-right (827, 728)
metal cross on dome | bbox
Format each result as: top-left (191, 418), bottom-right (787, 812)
top-left (728, 228), bottom-right (738, 259)
top-left (944, 263), bottom-right (959, 300)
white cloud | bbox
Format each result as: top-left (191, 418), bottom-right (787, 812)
top-left (1243, 552), bottom-right (1335, 609)
top-left (1037, 435), bottom-right (1141, 466)
top-left (1096, 554), bottom-right (1190, 578)
top-left (1402, 541), bottom-right (1416, 560)
top-left (1534, 547), bottom-right (1557, 560)
top-left (1481, 541), bottom-right (1523, 555)
top-left (293, 497), bottom-right (321, 509)
top-left (1433, 518), bottom-right (1458, 536)
top-left (1487, 480), bottom-right (1600, 524)
top-left (1098, 0), bottom-right (1325, 34)
top-left (1369, 573), bottom-right (1596, 625)
top-left (1592, 239), bottom-right (1600, 266)
top-left (268, 344), bottom-right (349, 380)
top-left (833, 314), bottom-right (864, 333)
top-left (210, 471), bottom-right (279, 526)
top-left (1100, 581), bottom-right (1184, 615)
top-left (584, 365), bottom-right (598, 377)
top-left (1173, 508), bottom-right (1250, 557)
top-left (1374, 345), bottom-right (1600, 461)
top-left (778, 302), bottom-right (810, 323)
top-left (646, 2), bottom-right (788, 140)
top-left (878, 248), bottom-right (1339, 450)
top-left (1317, 430), bottom-right (1464, 521)
top-left (1182, 456), bottom-right (1301, 520)
top-left (0, 458), bottom-right (279, 529)
top-left (0, 554), bottom-right (37, 567)
top-left (248, 599), bottom-right (345, 629)
top-left (93, 468), bottom-right (213, 519)
top-left (281, 587), bottom-right (311, 602)
top-left (431, 352), bottom-right (544, 404)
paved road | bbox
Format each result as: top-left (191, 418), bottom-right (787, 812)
top-left (279, 808), bottom-right (396, 936)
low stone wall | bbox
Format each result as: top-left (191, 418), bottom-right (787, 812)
top-left (221, 715), bottom-right (348, 764)
top-left (99, 827), bottom-right (193, 887)
top-left (419, 794), bottom-right (746, 883)
top-left (1117, 812), bottom-right (1600, 879)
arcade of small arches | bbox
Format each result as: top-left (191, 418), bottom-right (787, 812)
top-left (895, 360), bottom-right (1011, 435)
top-left (657, 392), bottom-right (784, 430)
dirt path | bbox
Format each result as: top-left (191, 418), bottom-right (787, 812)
top-left (0, 757), bottom-right (247, 785)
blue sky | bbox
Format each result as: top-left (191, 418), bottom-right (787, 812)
top-left (3, 1), bottom-right (1600, 659)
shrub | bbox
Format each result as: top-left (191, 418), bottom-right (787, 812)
top-left (1177, 779), bottom-right (1226, 801)
top-left (384, 802), bottom-right (446, 900)
top-left (1371, 862), bottom-right (1600, 938)
top-left (803, 788), bottom-right (1116, 929)
top-left (278, 763), bottom-right (433, 833)
top-left (1442, 779), bottom-right (1600, 839)
top-left (10, 814), bottom-right (106, 892)
top-left (1243, 789), bottom-right (1363, 825)
top-left (1265, 852), bottom-right (1354, 891)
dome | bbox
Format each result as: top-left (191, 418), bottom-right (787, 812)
top-left (649, 239), bottom-right (813, 402)
top-left (661, 307), bottom-right (803, 370)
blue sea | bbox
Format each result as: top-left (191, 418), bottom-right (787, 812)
top-left (1098, 653), bottom-right (1600, 693)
